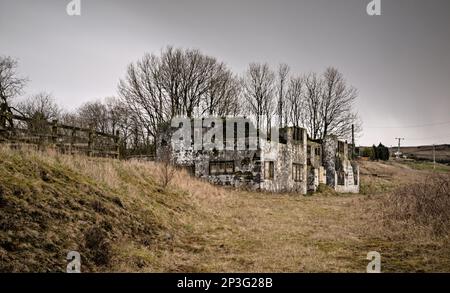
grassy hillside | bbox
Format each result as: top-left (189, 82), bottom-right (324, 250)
top-left (1, 146), bottom-right (449, 272)
top-left (0, 146), bottom-right (205, 272)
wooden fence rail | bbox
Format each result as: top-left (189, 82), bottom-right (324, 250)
top-left (0, 112), bottom-right (120, 158)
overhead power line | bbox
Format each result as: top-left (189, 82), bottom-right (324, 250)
top-left (365, 121), bottom-right (450, 129)
top-left (406, 134), bottom-right (450, 141)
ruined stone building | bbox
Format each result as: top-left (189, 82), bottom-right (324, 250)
top-left (157, 118), bottom-right (359, 194)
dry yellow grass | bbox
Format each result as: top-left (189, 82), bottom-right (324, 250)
top-left (0, 146), bottom-right (449, 272)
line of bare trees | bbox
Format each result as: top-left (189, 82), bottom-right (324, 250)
top-left (242, 63), bottom-right (361, 141)
top-left (117, 47), bottom-right (241, 144)
top-left (1, 47), bottom-right (361, 156)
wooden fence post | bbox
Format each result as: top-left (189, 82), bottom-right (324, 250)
top-left (0, 113), bottom-right (125, 159)
top-left (70, 128), bottom-right (76, 155)
top-left (114, 130), bottom-right (120, 159)
top-left (88, 129), bottom-right (93, 157)
top-left (51, 120), bottom-right (58, 147)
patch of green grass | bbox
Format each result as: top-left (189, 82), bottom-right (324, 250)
top-left (401, 160), bottom-right (450, 173)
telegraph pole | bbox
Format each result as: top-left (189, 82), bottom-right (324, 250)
top-left (395, 137), bottom-right (405, 159)
top-left (351, 124), bottom-right (355, 158)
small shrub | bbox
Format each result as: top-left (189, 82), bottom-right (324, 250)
top-left (383, 175), bottom-right (450, 236)
top-left (158, 148), bottom-right (177, 189)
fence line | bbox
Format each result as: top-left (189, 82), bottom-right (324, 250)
top-left (0, 112), bottom-right (120, 158)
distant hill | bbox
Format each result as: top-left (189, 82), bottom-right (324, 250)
top-left (389, 144), bottom-right (450, 164)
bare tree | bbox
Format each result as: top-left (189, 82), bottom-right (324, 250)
top-left (319, 67), bottom-right (360, 140)
top-left (17, 92), bottom-right (60, 121)
top-left (77, 101), bottom-right (109, 133)
top-left (15, 92), bottom-right (60, 136)
top-left (177, 49), bottom-right (219, 117)
top-left (277, 63), bottom-right (290, 128)
top-left (105, 97), bottom-right (126, 135)
top-left (158, 146), bottom-right (177, 190)
top-left (118, 47), bottom-right (238, 146)
top-left (60, 111), bottom-right (79, 127)
top-left (0, 56), bottom-right (27, 128)
top-left (0, 56), bottom-right (27, 106)
top-left (289, 68), bottom-right (360, 141)
top-left (202, 69), bottom-right (241, 116)
top-left (303, 73), bottom-right (323, 140)
top-left (104, 97), bottom-right (141, 152)
top-left (118, 53), bottom-right (165, 144)
top-left (213, 75), bottom-right (242, 117)
top-left (286, 76), bottom-right (305, 128)
top-left (242, 63), bottom-right (275, 138)
top-left (159, 47), bottom-right (237, 118)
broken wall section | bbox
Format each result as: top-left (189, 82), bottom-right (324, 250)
top-left (323, 135), bottom-right (359, 193)
top-left (260, 127), bottom-right (307, 194)
top-left (307, 140), bottom-right (327, 192)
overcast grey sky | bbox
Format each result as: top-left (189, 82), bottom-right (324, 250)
top-left (1, 0), bottom-right (449, 146)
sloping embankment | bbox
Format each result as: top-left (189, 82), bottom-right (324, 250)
top-left (0, 146), bottom-right (211, 272)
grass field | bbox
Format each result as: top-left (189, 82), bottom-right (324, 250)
top-left (0, 146), bottom-right (449, 272)
top-left (399, 160), bottom-right (450, 173)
